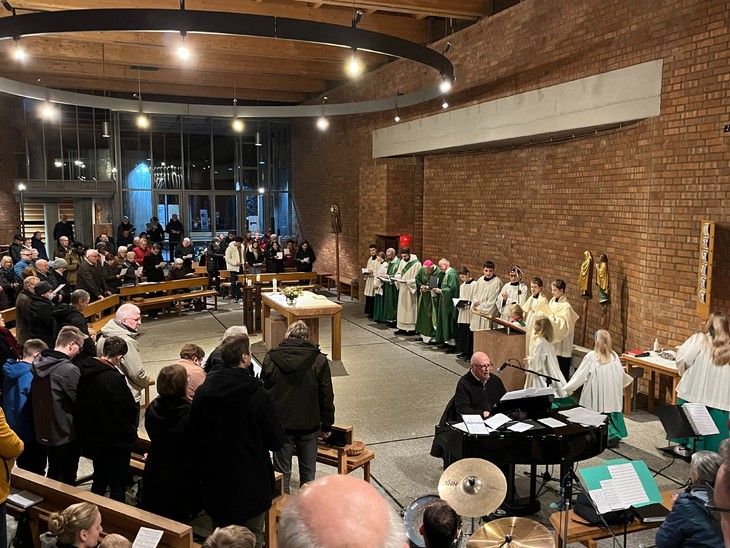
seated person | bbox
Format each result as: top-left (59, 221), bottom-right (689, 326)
top-left (656, 450), bottom-right (724, 548)
top-left (42, 502), bottom-right (103, 548)
top-left (455, 351), bottom-right (506, 419)
top-left (421, 501), bottom-right (460, 548)
top-left (202, 526), bottom-right (256, 548)
top-left (99, 534), bottom-right (132, 548)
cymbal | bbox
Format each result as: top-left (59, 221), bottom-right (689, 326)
top-left (467, 517), bottom-right (553, 547)
top-left (437, 458), bottom-right (507, 517)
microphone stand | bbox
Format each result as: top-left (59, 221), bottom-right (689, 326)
top-left (499, 359), bottom-right (561, 386)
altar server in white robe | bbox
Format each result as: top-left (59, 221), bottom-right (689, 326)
top-left (522, 277), bottom-right (551, 354)
top-left (674, 312), bottom-right (730, 453)
top-left (456, 267), bottom-right (476, 360)
top-left (498, 265), bottom-right (529, 321)
top-left (523, 317), bottom-right (568, 397)
top-left (547, 279), bottom-right (579, 380)
top-left (363, 244), bottom-right (379, 318)
top-left (469, 261), bottom-right (502, 335)
top-left (394, 248), bottom-right (421, 335)
top-left (563, 329), bottom-right (632, 446)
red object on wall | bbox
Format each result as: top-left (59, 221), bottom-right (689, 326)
top-left (399, 234), bottom-right (413, 250)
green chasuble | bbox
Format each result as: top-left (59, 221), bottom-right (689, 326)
top-left (383, 258), bottom-right (400, 322)
top-left (435, 267), bottom-right (460, 344)
top-left (415, 268), bottom-right (443, 339)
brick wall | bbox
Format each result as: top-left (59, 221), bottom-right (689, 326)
top-left (0, 96), bottom-right (23, 245)
top-left (293, 0), bottom-right (730, 351)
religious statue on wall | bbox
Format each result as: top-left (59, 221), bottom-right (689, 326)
top-left (579, 250), bottom-right (593, 299)
top-left (94, 202), bottom-right (103, 225)
top-left (596, 253), bottom-right (610, 329)
top-left (330, 203), bottom-right (342, 234)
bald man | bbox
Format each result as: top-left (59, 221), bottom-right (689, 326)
top-left (277, 475), bottom-right (407, 548)
top-left (454, 352), bottom-right (506, 419)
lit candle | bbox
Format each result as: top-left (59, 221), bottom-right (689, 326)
top-left (256, 274), bottom-right (260, 282)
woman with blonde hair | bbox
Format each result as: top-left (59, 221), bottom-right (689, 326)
top-left (563, 329), bottom-right (632, 447)
top-left (673, 312), bottom-right (730, 454)
top-left (522, 317), bottom-right (568, 398)
top-left (45, 502), bottom-right (103, 548)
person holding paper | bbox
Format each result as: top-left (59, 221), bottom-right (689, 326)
top-left (563, 329), bottom-right (632, 446)
top-left (174, 237), bottom-right (195, 274)
top-left (371, 252), bottom-right (387, 323)
top-left (498, 265), bottom-right (529, 321)
top-left (245, 240), bottom-right (263, 276)
top-left (546, 279), bottom-right (579, 380)
top-left (225, 237), bottom-right (245, 303)
top-left (43, 502), bottom-right (103, 548)
top-left (455, 352), bottom-right (506, 418)
top-left (76, 249), bottom-right (110, 301)
top-left (143, 244), bottom-right (166, 318)
top-left (434, 258), bottom-right (460, 352)
top-left (469, 261), bottom-right (502, 341)
top-left (456, 267), bottom-right (475, 360)
top-left (674, 312), bottom-right (730, 453)
top-left (522, 277), bottom-right (551, 354)
top-left (522, 318), bottom-right (568, 399)
top-left (295, 241), bottom-right (316, 272)
top-left (414, 260), bottom-right (441, 343)
top-left (282, 240), bottom-right (298, 269)
top-left (362, 244), bottom-right (378, 318)
top-left (382, 248), bottom-right (400, 326)
top-left (265, 241), bottom-right (285, 274)
top-left (656, 450), bottom-right (724, 548)
top-left (394, 248), bottom-right (421, 336)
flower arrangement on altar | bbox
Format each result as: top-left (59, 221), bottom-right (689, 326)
top-left (281, 286), bottom-right (303, 304)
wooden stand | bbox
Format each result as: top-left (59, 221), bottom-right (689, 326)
top-left (473, 329), bottom-right (526, 392)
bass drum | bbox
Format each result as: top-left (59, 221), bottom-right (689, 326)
top-left (402, 494), bottom-right (440, 548)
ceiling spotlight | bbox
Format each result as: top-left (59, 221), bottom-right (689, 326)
top-left (255, 132), bottom-right (262, 146)
top-left (232, 118), bottom-right (244, 133)
top-left (54, 159), bottom-right (63, 168)
top-left (40, 102), bottom-right (57, 120)
top-left (439, 76), bottom-right (452, 94)
top-left (347, 51), bottom-right (363, 77)
top-left (317, 116), bottom-right (329, 131)
top-left (258, 187), bottom-right (265, 194)
top-left (177, 31), bottom-right (190, 61)
top-left (352, 10), bottom-right (363, 28)
top-left (101, 121), bottom-right (111, 138)
top-left (442, 99), bottom-right (449, 109)
top-left (394, 113), bottom-right (400, 123)
top-left (13, 40), bottom-right (26, 62)
top-left (136, 114), bottom-right (149, 129)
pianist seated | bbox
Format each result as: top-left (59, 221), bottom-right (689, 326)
top-left (455, 352), bottom-right (506, 419)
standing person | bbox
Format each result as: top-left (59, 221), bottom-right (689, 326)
top-left (673, 312), bottom-right (730, 454)
top-left (50, 259), bottom-right (71, 304)
top-left (469, 261), bottom-right (502, 349)
top-left (75, 336), bottom-right (137, 502)
top-left (146, 217), bottom-right (165, 251)
top-left (31, 231), bottom-right (49, 261)
top-left (117, 228), bottom-right (134, 249)
top-left (142, 364), bottom-right (199, 523)
top-left (294, 241), bottom-right (316, 273)
top-left (190, 335), bottom-right (286, 546)
top-left (547, 279), bottom-right (579, 380)
top-left (15, 276), bottom-right (40, 346)
top-left (245, 241), bottom-right (263, 276)
top-left (31, 326), bottom-right (86, 484)
top-left (165, 214), bottom-right (184, 260)
top-left (14, 248), bottom-right (33, 283)
top-left (394, 248), bottom-right (421, 336)
top-left (175, 343), bottom-right (206, 403)
top-left (414, 260), bottom-right (441, 343)
top-left (3, 338), bottom-right (47, 474)
top-left (371, 252), bottom-right (387, 323)
top-left (9, 235), bottom-right (24, 264)
top-left (94, 229), bottom-right (116, 256)
top-left (522, 277), bottom-right (551, 354)
top-left (122, 252), bottom-right (139, 286)
top-left (117, 216), bottom-right (135, 242)
top-left (225, 237), bottom-right (245, 302)
top-left (52, 289), bottom-right (98, 364)
top-left (53, 214), bottom-right (75, 245)
top-left (143, 244), bottom-right (166, 318)
top-left (0, 314), bottom-right (20, 368)
top-left (498, 265), bottom-right (529, 321)
top-left (28, 281), bottom-right (57, 349)
top-left (434, 258), bottom-right (460, 352)
top-left (76, 249), bottom-right (110, 301)
top-left (132, 238), bottom-right (150, 263)
top-left (261, 321), bottom-right (335, 494)
top-left (65, 242), bottom-right (85, 288)
top-left (0, 406), bottom-right (24, 548)
top-left (54, 236), bottom-right (73, 261)
top-left (282, 241), bottom-right (298, 270)
top-left (362, 244), bottom-right (378, 318)
top-left (174, 237), bottom-right (195, 274)
top-left (563, 329), bottom-right (633, 447)
top-left (522, 317), bottom-right (568, 396)
top-left (265, 241), bottom-right (285, 274)
top-left (420, 501), bottom-right (461, 548)
top-left (0, 256), bottom-right (19, 305)
top-left (206, 237), bottom-right (226, 293)
top-left (455, 267), bottom-right (475, 360)
top-left (382, 248), bottom-right (400, 327)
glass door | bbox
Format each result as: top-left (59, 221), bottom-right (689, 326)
top-left (155, 192), bottom-right (182, 259)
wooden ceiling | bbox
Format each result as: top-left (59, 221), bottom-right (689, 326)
top-left (0, 0), bottom-right (488, 104)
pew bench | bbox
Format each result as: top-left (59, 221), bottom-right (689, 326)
top-left (315, 423), bottom-right (374, 482)
top-left (120, 278), bottom-right (218, 316)
top-left (324, 276), bottom-right (359, 300)
top-left (83, 295), bottom-right (120, 333)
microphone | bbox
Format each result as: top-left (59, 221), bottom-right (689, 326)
top-left (498, 362), bottom-right (510, 372)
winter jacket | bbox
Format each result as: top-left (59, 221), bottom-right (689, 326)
top-left (142, 396), bottom-right (199, 522)
top-left (261, 338), bottom-right (335, 434)
top-left (0, 266), bottom-right (17, 304)
top-left (206, 242), bottom-right (226, 272)
top-left (97, 319), bottom-right (148, 403)
top-left (52, 305), bottom-right (97, 363)
top-left (28, 293), bottom-right (56, 349)
top-left (14, 289), bottom-right (33, 346)
top-left (76, 260), bottom-right (107, 300)
top-left (101, 258), bottom-right (122, 294)
top-left (142, 253), bottom-right (165, 283)
top-left (31, 349), bottom-right (80, 446)
top-left (0, 407), bottom-right (24, 503)
top-left (655, 485), bottom-right (724, 548)
top-left (190, 367), bottom-right (286, 524)
top-left (75, 358), bottom-right (137, 458)
top-left (64, 252), bottom-right (80, 285)
top-left (2, 359), bottom-right (35, 441)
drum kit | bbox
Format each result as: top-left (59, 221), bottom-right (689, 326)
top-left (403, 458), bottom-right (552, 547)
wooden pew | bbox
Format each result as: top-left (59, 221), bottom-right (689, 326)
top-left (82, 295), bottom-right (120, 333)
top-left (9, 468), bottom-right (193, 548)
top-left (221, 271), bottom-right (321, 296)
top-left (1, 306), bottom-right (16, 336)
top-left (119, 277), bottom-right (218, 316)
top-left (324, 275), bottom-right (359, 300)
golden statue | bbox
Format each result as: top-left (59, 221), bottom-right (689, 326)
top-left (596, 253), bottom-right (610, 304)
top-left (579, 250), bottom-right (593, 299)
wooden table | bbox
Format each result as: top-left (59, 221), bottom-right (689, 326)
top-left (262, 291), bottom-right (343, 360)
top-left (622, 352), bottom-right (680, 415)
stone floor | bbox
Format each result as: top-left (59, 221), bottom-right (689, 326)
top-left (88, 294), bottom-right (690, 547)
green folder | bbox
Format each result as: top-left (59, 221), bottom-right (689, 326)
top-left (578, 459), bottom-right (663, 507)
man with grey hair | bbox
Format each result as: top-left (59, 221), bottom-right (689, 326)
top-left (53, 289), bottom-right (97, 363)
top-left (277, 475), bottom-right (406, 548)
top-left (16, 276), bottom-right (40, 345)
top-left (97, 303), bottom-right (149, 408)
top-left (76, 248), bottom-right (110, 300)
top-left (261, 320), bottom-right (334, 493)
top-left (175, 237), bottom-right (195, 274)
top-left (714, 447), bottom-right (730, 543)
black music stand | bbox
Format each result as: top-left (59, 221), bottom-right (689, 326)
top-left (492, 394), bottom-right (554, 420)
top-left (656, 405), bottom-right (698, 462)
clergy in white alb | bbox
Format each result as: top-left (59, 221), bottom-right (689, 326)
top-left (394, 248), bottom-right (421, 333)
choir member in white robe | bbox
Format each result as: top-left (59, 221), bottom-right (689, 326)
top-left (522, 318), bottom-right (568, 397)
top-left (363, 244), bottom-right (379, 318)
top-left (394, 248), bottom-right (421, 334)
top-left (563, 329), bottom-right (632, 445)
top-left (522, 277), bottom-right (551, 355)
top-left (674, 312), bottom-right (730, 453)
top-left (469, 261), bottom-right (502, 334)
top-left (498, 265), bottom-right (529, 321)
top-left (547, 279), bottom-right (579, 380)
top-left (456, 268), bottom-right (475, 360)
top-left (372, 252), bottom-right (387, 322)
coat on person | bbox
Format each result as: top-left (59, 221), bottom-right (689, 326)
top-left (97, 319), bottom-right (148, 403)
top-left (655, 485), bottom-right (724, 548)
top-left (52, 305), bottom-right (97, 364)
top-left (0, 408), bottom-right (24, 503)
top-left (28, 291), bottom-right (56, 350)
top-left (76, 260), bottom-right (107, 300)
top-left (31, 349), bottom-right (80, 446)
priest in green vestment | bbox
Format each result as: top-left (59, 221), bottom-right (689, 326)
top-left (415, 260), bottom-right (442, 343)
top-left (382, 248), bottom-right (400, 324)
top-left (434, 258), bottom-right (460, 351)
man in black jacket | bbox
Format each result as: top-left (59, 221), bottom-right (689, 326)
top-left (206, 237), bottom-right (226, 293)
top-left (454, 351), bottom-right (506, 418)
top-left (76, 249), bottom-right (110, 301)
top-left (261, 320), bottom-right (334, 494)
top-left (52, 289), bottom-right (97, 364)
top-left (190, 334), bottom-right (286, 546)
top-left (75, 336), bottom-right (137, 502)
top-left (28, 282), bottom-right (56, 349)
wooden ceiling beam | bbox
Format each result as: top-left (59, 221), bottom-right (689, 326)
top-left (286, 0), bottom-right (487, 19)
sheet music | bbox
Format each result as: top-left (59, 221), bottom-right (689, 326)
top-left (452, 422), bottom-right (469, 433)
top-left (607, 463), bottom-right (650, 506)
top-left (588, 487), bottom-right (612, 514)
top-left (485, 413), bottom-right (510, 429)
top-left (538, 417), bottom-right (567, 428)
top-left (683, 402), bottom-right (720, 435)
top-left (508, 422), bottom-right (533, 433)
top-left (560, 407), bottom-right (607, 427)
top-left (133, 527), bottom-right (164, 548)
top-left (500, 387), bottom-right (555, 401)
top-left (462, 414), bottom-right (490, 435)
top-left (599, 479), bottom-right (627, 510)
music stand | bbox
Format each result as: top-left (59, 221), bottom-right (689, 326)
top-left (492, 393), bottom-right (554, 420)
top-left (656, 405), bottom-right (698, 462)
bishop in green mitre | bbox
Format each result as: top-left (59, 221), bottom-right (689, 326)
top-left (382, 247), bottom-right (400, 325)
top-left (415, 260), bottom-right (443, 343)
top-left (434, 258), bottom-right (460, 351)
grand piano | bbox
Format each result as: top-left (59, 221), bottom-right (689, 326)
top-left (434, 410), bottom-right (607, 515)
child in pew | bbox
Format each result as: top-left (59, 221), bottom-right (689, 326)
top-left (202, 526), bottom-right (256, 548)
top-left (41, 502), bottom-right (103, 548)
top-left (99, 533), bottom-right (131, 548)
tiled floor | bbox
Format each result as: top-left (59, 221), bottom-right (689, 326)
top-left (120, 294), bottom-right (690, 546)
